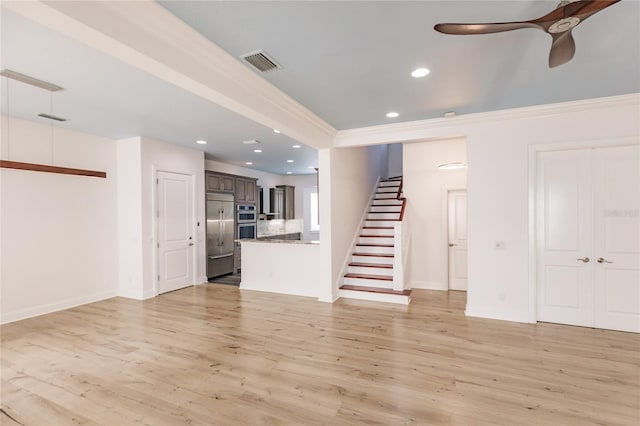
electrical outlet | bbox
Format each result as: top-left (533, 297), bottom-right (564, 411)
top-left (494, 240), bottom-right (506, 250)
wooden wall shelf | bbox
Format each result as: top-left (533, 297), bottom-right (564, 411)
top-left (0, 160), bottom-right (107, 178)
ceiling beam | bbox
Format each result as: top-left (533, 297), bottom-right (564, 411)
top-left (4, 0), bottom-right (336, 149)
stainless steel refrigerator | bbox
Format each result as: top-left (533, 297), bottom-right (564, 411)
top-left (207, 193), bottom-right (235, 278)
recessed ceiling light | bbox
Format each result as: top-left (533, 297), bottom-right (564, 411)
top-left (196, 140), bottom-right (207, 145)
top-left (273, 129), bottom-right (281, 133)
top-left (286, 172), bottom-right (292, 175)
top-left (245, 162), bottom-right (253, 165)
top-left (444, 111), bottom-right (456, 118)
top-left (287, 160), bottom-right (294, 163)
top-left (438, 162), bottom-right (467, 170)
top-left (411, 68), bottom-right (430, 78)
top-left (307, 166), bottom-right (315, 169)
top-left (292, 145), bottom-right (301, 149)
top-left (242, 139), bottom-right (260, 145)
top-left (386, 112), bottom-right (399, 118)
top-left (253, 149), bottom-right (262, 153)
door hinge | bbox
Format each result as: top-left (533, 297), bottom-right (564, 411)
top-left (158, 274), bottom-right (160, 281)
top-left (156, 178), bottom-right (159, 184)
top-left (157, 242), bottom-right (160, 248)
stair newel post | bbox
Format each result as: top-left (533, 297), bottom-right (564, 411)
top-left (393, 221), bottom-right (403, 291)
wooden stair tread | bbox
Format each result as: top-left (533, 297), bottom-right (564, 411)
top-left (352, 252), bottom-right (394, 257)
top-left (344, 273), bottom-right (392, 281)
top-left (340, 284), bottom-right (411, 296)
top-left (359, 235), bottom-right (392, 238)
top-left (356, 243), bottom-right (394, 248)
top-left (362, 226), bottom-right (393, 229)
top-left (349, 262), bottom-right (393, 269)
top-left (370, 204), bottom-right (402, 207)
top-left (366, 219), bottom-right (400, 222)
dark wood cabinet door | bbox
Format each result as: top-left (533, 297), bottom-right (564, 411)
top-left (245, 180), bottom-right (256, 203)
top-left (236, 179), bottom-right (246, 202)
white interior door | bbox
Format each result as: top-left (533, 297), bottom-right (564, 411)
top-left (157, 171), bottom-right (194, 294)
top-left (448, 190), bottom-right (468, 291)
top-left (536, 149), bottom-right (594, 327)
top-left (536, 145), bottom-right (639, 332)
top-left (593, 145), bottom-right (640, 333)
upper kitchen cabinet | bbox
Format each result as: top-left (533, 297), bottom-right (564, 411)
top-left (270, 185), bottom-right (295, 219)
top-left (206, 172), bottom-right (235, 193)
top-left (236, 177), bottom-right (257, 204)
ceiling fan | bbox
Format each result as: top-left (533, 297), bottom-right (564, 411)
top-left (434, 0), bottom-right (621, 68)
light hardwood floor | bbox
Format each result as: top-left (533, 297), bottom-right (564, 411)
top-left (1, 285), bottom-right (639, 425)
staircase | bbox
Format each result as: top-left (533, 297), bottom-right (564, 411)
top-left (339, 177), bottom-right (411, 304)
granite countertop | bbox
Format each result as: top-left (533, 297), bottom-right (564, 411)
top-left (240, 238), bottom-right (319, 245)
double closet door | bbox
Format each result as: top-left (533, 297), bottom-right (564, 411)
top-left (536, 145), bottom-right (639, 333)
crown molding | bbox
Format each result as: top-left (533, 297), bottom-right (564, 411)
top-left (335, 93), bottom-right (640, 147)
top-left (4, 0), bottom-right (336, 149)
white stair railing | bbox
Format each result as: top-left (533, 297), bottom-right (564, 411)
top-left (392, 199), bottom-right (409, 292)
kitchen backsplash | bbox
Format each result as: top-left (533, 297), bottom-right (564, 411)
top-left (257, 219), bottom-right (302, 237)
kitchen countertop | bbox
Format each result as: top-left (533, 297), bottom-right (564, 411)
top-left (240, 238), bottom-right (319, 245)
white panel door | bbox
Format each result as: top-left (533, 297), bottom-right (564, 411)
top-left (157, 171), bottom-right (194, 294)
top-left (537, 149), bottom-right (594, 327)
top-left (593, 145), bottom-right (640, 333)
top-left (448, 190), bottom-right (468, 291)
top-left (537, 145), bottom-right (640, 332)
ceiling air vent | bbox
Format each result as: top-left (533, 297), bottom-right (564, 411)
top-left (241, 50), bottom-right (281, 73)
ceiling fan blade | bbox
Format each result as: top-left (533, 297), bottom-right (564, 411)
top-left (549, 30), bottom-right (576, 68)
top-left (434, 22), bottom-right (541, 35)
top-left (534, 0), bottom-right (622, 27)
top-left (562, 0), bottom-right (622, 19)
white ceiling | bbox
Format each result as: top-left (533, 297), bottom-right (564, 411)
top-left (2, 1), bottom-right (638, 174)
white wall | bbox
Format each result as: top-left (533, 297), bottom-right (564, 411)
top-left (403, 138), bottom-right (467, 290)
top-left (140, 137), bottom-right (206, 296)
top-left (240, 241), bottom-right (322, 298)
top-left (116, 137), bottom-right (143, 299)
top-left (465, 100), bottom-right (639, 323)
top-left (387, 143), bottom-right (403, 177)
top-left (335, 94), bottom-right (640, 323)
top-left (318, 144), bottom-right (388, 301)
top-left (0, 117), bottom-right (118, 323)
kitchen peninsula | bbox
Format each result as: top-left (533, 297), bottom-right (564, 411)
top-left (240, 236), bottom-right (322, 299)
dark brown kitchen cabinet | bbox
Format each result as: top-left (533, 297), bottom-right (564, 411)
top-left (270, 185), bottom-right (295, 219)
top-left (236, 178), bottom-right (257, 203)
top-left (206, 172), bottom-right (235, 193)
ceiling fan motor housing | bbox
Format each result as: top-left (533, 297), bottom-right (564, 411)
top-left (548, 17), bottom-right (581, 33)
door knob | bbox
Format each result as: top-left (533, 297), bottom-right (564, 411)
top-left (448, 243), bottom-right (457, 247)
top-left (597, 257), bottom-right (613, 264)
top-left (576, 257), bottom-right (590, 263)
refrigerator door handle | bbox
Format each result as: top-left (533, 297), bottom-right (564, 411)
top-left (208, 254), bottom-right (233, 260)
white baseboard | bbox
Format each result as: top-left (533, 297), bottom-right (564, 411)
top-left (465, 304), bottom-right (531, 324)
top-left (1, 290), bottom-right (118, 325)
top-left (142, 289), bottom-right (157, 299)
top-left (196, 276), bottom-right (208, 285)
top-left (410, 280), bottom-right (448, 291)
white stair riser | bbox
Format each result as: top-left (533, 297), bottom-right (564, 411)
top-left (339, 289), bottom-right (410, 305)
top-left (359, 236), bottom-right (394, 245)
top-left (347, 266), bottom-right (393, 276)
top-left (372, 199), bottom-right (403, 206)
top-left (367, 213), bottom-right (400, 220)
top-left (369, 205), bottom-right (402, 213)
top-left (361, 228), bottom-right (394, 237)
top-left (365, 220), bottom-right (398, 228)
top-left (343, 277), bottom-right (394, 288)
top-left (379, 181), bottom-right (401, 187)
top-left (351, 255), bottom-right (393, 265)
top-left (355, 245), bottom-right (394, 255)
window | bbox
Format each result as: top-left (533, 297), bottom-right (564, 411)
top-left (309, 189), bottom-right (319, 231)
